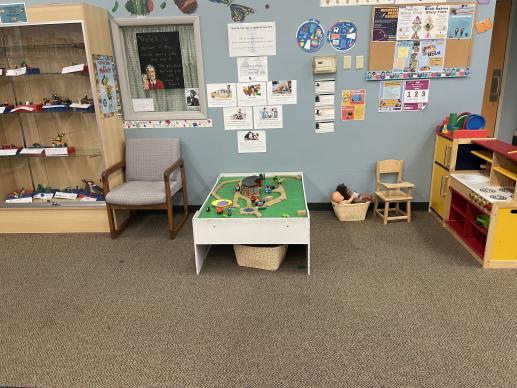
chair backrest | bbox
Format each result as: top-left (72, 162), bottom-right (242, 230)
top-left (376, 159), bottom-right (403, 191)
top-left (126, 138), bottom-right (181, 181)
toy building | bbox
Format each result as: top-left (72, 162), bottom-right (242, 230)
top-left (241, 175), bottom-right (261, 198)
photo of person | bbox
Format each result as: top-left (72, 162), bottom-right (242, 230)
top-left (253, 105), bottom-right (283, 129)
top-left (143, 64), bottom-right (165, 90)
top-left (185, 88), bottom-right (200, 111)
top-left (233, 108), bottom-right (246, 120)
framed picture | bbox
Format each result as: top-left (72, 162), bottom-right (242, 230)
top-left (111, 16), bottom-right (207, 120)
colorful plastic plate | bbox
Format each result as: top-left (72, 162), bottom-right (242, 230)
top-left (464, 114), bottom-right (485, 130)
top-left (211, 199), bottom-right (232, 207)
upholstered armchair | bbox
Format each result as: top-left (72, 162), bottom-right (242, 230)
top-left (101, 138), bottom-right (189, 239)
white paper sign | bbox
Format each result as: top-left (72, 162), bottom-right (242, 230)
top-left (132, 98), bottom-right (155, 112)
top-left (6, 196), bottom-right (32, 203)
top-left (267, 80), bottom-right (297, 105)
top-left (33, 193), bottom-right (54, 200)
top-left (44, 148), bottom-right (69, 156)
top-left (315, 79), bottom-right (335, 95)
top-left (237, 82), bottom-right (267, 106)
top-left (80, 196), bottom-right (98, 202)
top-left (69, 103), bottom-right (92, 109)
top-left (0, 149), bottom-right (18, 156)
top-left (19, 148), bottom-right (44, 155)
top-left (315, 94), bottom-right (335, 107)
top-left (237, 56), bottom-right (268, 82)
top-left (237, 130), bottom-right (266, 153)
top-left (54, 192), bottom-right (78, 200)
top-left (11, 106), bottom-right (34, 112)
top-left (228, 22), bottom-right (277, 57)
top-left (207, 83), bottom-right (237, 108)
top-left (0, 107), bottom-right (6, 113)
top-left (61, 64), bottom-right (85, 74)
top-left (315, 122), bottom-right (335, 133)
top-left (223, 107), bottom-right (254, 130)
top-left (253, 106), bottom-right (283, 129)
top-left (6, 67), bottom-right (26, 76)
top-left (315, 107), bottom-right (335, 122)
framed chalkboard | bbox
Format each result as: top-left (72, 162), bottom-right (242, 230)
top-left (111, 17), bottom-right (207, 120)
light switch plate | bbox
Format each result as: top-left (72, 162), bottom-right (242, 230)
top-left (343, 55), bottom-right (352, 70)
top-left (356, 55), bottom-right (364, 69)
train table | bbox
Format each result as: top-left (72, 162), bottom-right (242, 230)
top-left (192, 172), bottom-right (310, 274)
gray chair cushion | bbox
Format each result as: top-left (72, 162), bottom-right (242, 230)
top-left (106, 180), bottom-right (181, 206)
top-left (126, 138), bottom-right (181, 182)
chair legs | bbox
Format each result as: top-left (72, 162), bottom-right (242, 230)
top-left (374, 198), bottom-right (412, 224)
top-left (167, 184), bottom-right (189, 240)
top-left (106, 205), bottom-right (135, 239)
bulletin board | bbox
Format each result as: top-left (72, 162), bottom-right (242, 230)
top-left (367, 3), bottom-right (476, 81)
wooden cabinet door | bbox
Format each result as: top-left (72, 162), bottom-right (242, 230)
top-left (435, 136), bottom-right (453, 169)
top-left (430, 163), bottom-right (449, 219)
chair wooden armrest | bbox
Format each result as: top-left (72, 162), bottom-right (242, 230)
top-left (164, 158), bottom-right (184, 182)
top-left (381, 181), bottom-right (415, 190)
top-left (101, 161), bottom-right (126, 195)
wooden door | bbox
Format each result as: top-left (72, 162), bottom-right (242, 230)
top-left (482, 0), bottom-right (512, 137)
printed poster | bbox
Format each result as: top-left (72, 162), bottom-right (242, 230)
top-left (136, 32), bottom-right (184, 90)
top-left (237, 56), bottom-right (268, 82)
top-left (315, 79), bottom-right (335, 95)
top-left (418, 39), bottom-right (445, 72)
top-left (185, 88), bottom-right (200, 111)
top-left (403, 79), bottom-right (430, 111)
top-left (267, 80), bottom-right (297, 105)
top-left (237, 82), bottom-right (267, 106)
top-left (206, 83), bottom-right (237, 108)
top-left (0, 3), bottom-right (27, 23)
top-left (422, 5), bottom-right (449, 39)
top-left (315, 121), bottom-right (334, 134)
top-left (223, 107), bottom-right (253, 130)
top-left (238, 130), bottom-right (266, 153)
top-left (447, 4), bottom-right (475, 39)
top-left (253, 105), bottom-right (283, 129)
top-left (396, 6), bottom-right (425, 40)
top-left (372, 7), bottom-right (399, 42)
top-left (379, 81), bottom-right (403, 112)
top-left (93, 54), bottom-right (118, 118)
top-left (341, 89), bottom-right (366, 121)
top-left (393, 40), bottom-right (420, 73)
top-left (315, 106), bottom-right (335, 122)
top-left (228, 22), bottom-right (277, 57)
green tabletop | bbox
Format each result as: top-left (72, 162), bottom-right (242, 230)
top-left (199, 175), bottom-right (308, 219)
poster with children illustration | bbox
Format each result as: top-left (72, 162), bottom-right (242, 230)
top-left (93, 54), bottom-right (118, 118)
top-left (447, 4), bottom-right (474, 39)
top-left (421, 5), bottom-right (449, 40)
top-left (418, 39), bottom-right (445, 72)
top-left (237, 82), bottom-right (267, 106)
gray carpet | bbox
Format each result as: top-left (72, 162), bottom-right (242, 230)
top-left (1, 211), bottom-right (516, 387)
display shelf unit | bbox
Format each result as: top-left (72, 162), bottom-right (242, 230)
top-left (0, 3), bottom-right (125, 233)
top-left (443, 139), bottom-right (517, 268)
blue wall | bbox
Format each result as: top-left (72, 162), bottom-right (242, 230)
top-left (28, 0), bottom-right (496, 204)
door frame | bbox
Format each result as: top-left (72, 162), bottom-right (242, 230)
top-left (493, 0), bottom-right (516, 138)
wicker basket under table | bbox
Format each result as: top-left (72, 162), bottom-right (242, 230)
top-left (233, 244), bottom-right (288, 271)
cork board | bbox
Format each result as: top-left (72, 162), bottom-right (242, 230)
top-left (368, 3), bottom-right (476, 80)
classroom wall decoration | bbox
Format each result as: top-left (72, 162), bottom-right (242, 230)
top-left (136, 32), bottom-right (185, 90)
top-left (327, 21), bottom-right (358, 52)
top-left (208, 0), bottom-right (254, 22)
top-left (321, 0), bottom-right (394, 6)
top-left (296, 19), bottom-right (325, 53)
top-left (367, 2), bottom-right (476, 81)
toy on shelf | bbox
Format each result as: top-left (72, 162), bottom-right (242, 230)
top-left (43, 94), bottom-right (72, 112)
top-left (20, 61), bottom-right (40, 75)
top-left (6, 188), bottom-right (34, 203)
top-left (11, 101), bottom-right (44, 113)
top-left (1, 102), bottom-right (14, 113)
top-left (51, 131), bottom-right (68, 148)
top-left (70, 95), bottom-right (95, 112)
top-left (80, 179), bottom-right (104, 201)
top-left (437, 112), bottom-right (488, 139)
top-left (33, 184), bottom-right (56, 200)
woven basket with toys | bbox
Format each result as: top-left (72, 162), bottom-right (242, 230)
top-left (331, 184), bottom-right (372, 222)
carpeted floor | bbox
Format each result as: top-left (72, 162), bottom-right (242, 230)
top-left (1, 211), bottom-right (516, 387)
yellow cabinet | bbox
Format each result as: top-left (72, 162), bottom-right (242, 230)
top-left (430, 163), bottom-right (449, 219)
top-left (435, 135), bottom-right (453, 169)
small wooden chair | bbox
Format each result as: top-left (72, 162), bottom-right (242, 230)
top-left (373, 159), bottom-right (414, 224)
